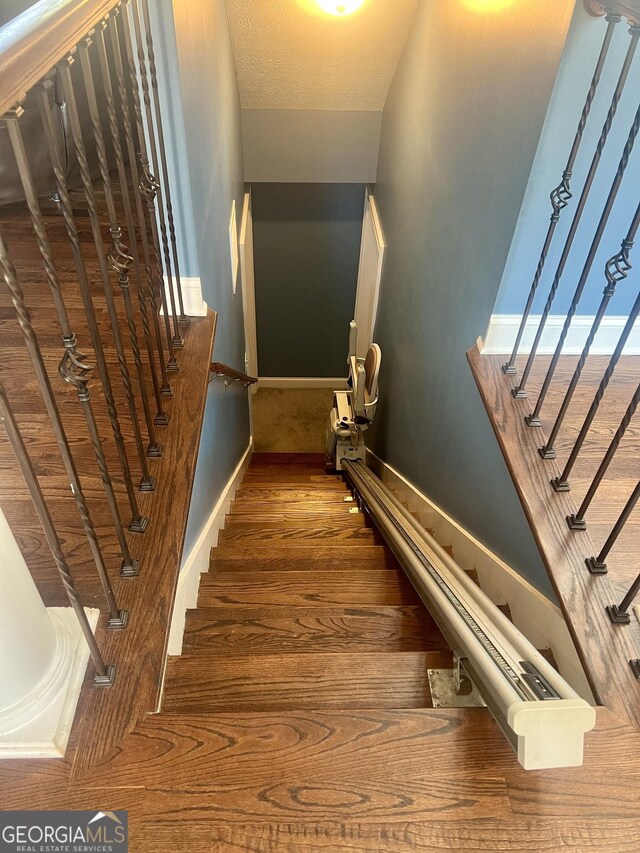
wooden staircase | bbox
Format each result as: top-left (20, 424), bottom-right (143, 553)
top-left (163, 452), bottom-right (455, 714)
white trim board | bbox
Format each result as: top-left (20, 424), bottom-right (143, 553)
top-left (354, 189), bottom-right (386, 359)
top-left (483, 314), bottom-right (640, 356)
top-left (239, 190), bottom-right (258, 389)
top-left (166, 441), bottom-right (253, 657)
top-left (258, 377), bottom-right (349, 389)
top-left (161, 276), bottom-right (208, 317)
top-left (365, 447), bottom-right (594, 702)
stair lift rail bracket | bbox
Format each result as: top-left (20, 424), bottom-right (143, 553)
top-left (342, 459), bottom-right (596, 770)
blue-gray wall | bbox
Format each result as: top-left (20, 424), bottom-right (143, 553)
top-left (168, 0), bottom-right (250, 559)
top-left (252, 183), bottom-right (365, 378)
top-left (368, 0), bottom-right (574, 597)
top-left (495, 6), bottom-right (640, 317)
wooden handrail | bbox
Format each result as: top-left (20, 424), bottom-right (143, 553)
top-left (583, 0), bottom-right (640, 22)
top-left (0, 0), bottom-right (118, 116)
top-left (209, 362), bottom-right (258, 388)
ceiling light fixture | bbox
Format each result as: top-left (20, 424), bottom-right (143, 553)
top-left (316, 0), bottom-right (365, 16)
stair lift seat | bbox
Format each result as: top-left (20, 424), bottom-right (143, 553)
top-left (326, 321), bottom-right (382, 469)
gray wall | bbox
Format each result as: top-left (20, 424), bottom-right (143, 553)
top-left (242, 110), bottom-right (382, 183)
top-left (368, 0), bottom-right (575, 597)
top-left (495, 7), bottom-right (640, 317)
top-left (252, 183), bottom-right (365, 378)
top-left (168, 0), bottom-right (250, 558)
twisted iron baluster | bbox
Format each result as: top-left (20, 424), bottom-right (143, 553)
top-left (514, 20), bottom-right (638, 400)
top-left (97, 18), bottom-right (168, 423)
top-left (129, 0), bottom-right (182, 348)
top-left (0, 226), bottom-right (127, 629)
top-left (34, 82), bottom-right (147, 555)
top-left (94, 20), bottom-right (164, 456)
top-left (541, 202), bottom-right (640, 461)
top-left (138, 0), bottom-right (188, 327)
top-left (120, 1), bottom-right (179, 369)
top-left (568, 380), bottom-right (640, 532)
top-left (77, 36), bottom-right (159, 483)
top-left (0, 384), bottom-right (116, 685)
top-left (503, 13), bottom-right (620, 375)
top-left (526, 95), bottom-right (640, 428)
top-left (555, 287), bottom-right (640, 494)
top-left (108, 4), bottom-right (172, 400)
top-left (58, 52), bottom-right (155, 492)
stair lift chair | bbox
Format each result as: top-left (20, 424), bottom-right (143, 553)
top-left (326, 321), bottom-right (382, 470)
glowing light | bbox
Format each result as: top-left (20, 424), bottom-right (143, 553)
top-left (316, 0), bottom-right (365, 16)
top-left (461, 0), bottom-right (518, 12)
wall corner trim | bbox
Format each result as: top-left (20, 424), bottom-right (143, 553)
top-left (161, 276), bottom-right (208, 317)
top-left (167, 440), bottom-right (253, 657)
top-left (365, 447), bottom-right (594, 701)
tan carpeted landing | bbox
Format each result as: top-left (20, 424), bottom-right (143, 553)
top-left (252, 387), bottom-right (334, 453)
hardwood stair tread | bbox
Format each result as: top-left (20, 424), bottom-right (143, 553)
top-left (223, 516), bottom-right (372, 530)
top-left (234, 490), bottom-right (350, 502)
top-left (182, 605), bottom-right (446, 653)
top-left (90, 707), bottom-right (505, 790)
top-left (211, 544), bottom-right (396, 562)
top-left (209, 555), bottom-right (402, 571)
top-left (218, 525), bottom-right (382, 545)
top-left (162, 651), bottom-right (452, 712)
top-left (197, 570), bottom-right (423, 607)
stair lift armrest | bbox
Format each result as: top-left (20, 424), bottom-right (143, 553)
top-left (334, 391), bottom-right (354, 428)
top-left (353, 363), bottom-right (366, 419)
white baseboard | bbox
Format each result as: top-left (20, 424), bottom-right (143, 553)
top-left (258, 377), bottom-right (348, 389)
top-left (482, 313), bottom-right (640, 356)
top-left (161, 276), bottom-right (208, 317)
top-left (167, 440), bottom-right (253, 656)
top-left (365, 448), bottom-right (594, 702)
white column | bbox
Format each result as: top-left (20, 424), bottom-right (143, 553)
top-left (0, 508), bottom-right (98, 758)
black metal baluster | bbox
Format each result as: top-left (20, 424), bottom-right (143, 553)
top-left (554, 283), bottom-right (640, 493)
top-left (77, 36), bottom-right (160, 475)
top-left (528, 95), bottom-right (640, 429)
top-left (568, 380), bottom-right (640, 531)
top-left (541, 200), bottom-right (640, 460)
top-left (514, 20), bottom-right (637, 401)
top-left (587, 480), bottom-right (640, 576)
top-left (59, 53), bottom-right (155, 492)
top-left (120, 1), bottom-right (179, 370)
top-left (11, 85), bottom-right (141, 578)
top-left (129, 0), bottom-right (183, 348)
top-left (94, 20), bottom-right (166, 450)
top-left (138, 0), bottom-right (188, 328)
top-left (0, 384), bottom-right (117, 686)
top-left (606, 537), bottom-right (640, 623)
top-left (0, 228), bottom-right (127, 630)
top-left (109, 4), bottom-right (172, 401)
top-left (503, 13), bottom-right (620, 376)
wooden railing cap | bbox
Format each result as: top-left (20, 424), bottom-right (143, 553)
top-left (0, 0), bottom-right (119, 116)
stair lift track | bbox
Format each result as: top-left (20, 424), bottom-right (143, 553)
top-left (342, 459), bottom-right (596, 771)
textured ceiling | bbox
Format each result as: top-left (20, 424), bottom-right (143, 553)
top-left (226, 0), bottom-right (419, 111)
